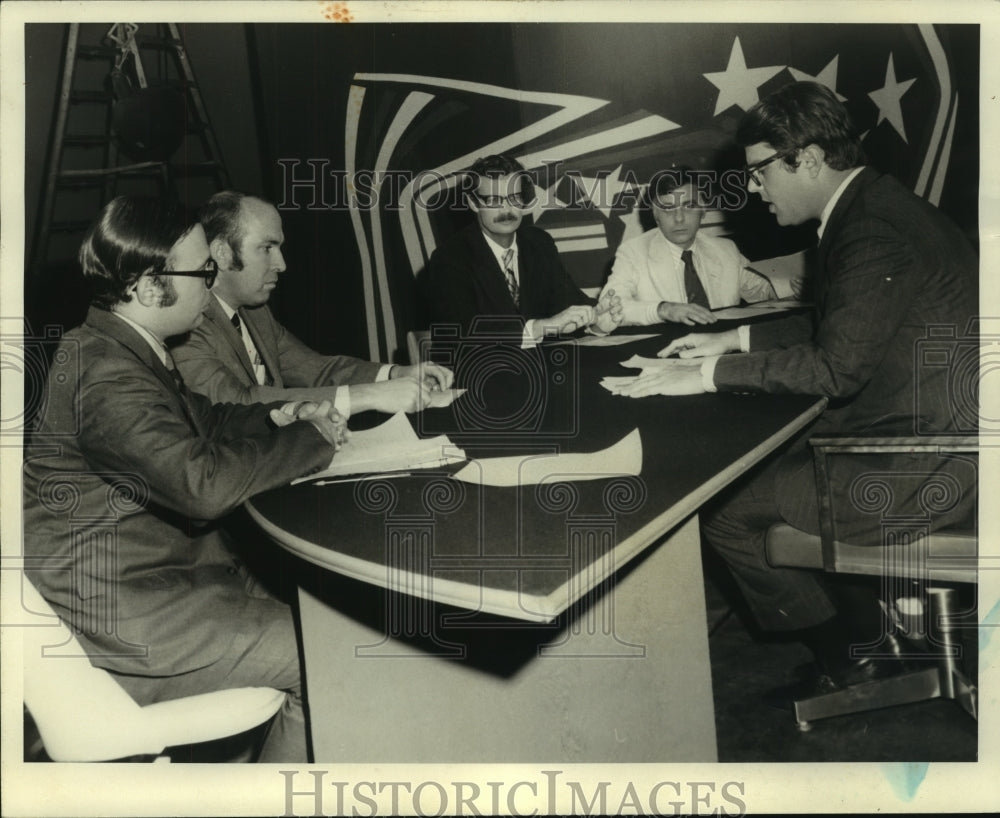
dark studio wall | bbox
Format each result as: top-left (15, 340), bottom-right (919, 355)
top-left (251, 22), bottom-right (980, 363)
top-left (24, 22), bottom-right (979, 366)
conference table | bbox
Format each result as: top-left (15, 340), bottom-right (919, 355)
top-left (247, 318), bottom-right (825, 763)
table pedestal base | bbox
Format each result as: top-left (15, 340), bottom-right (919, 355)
top-left (298, 515), bottom-right (717, 762)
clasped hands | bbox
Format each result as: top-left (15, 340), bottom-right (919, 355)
top-left (610, 328), bottom-right (740, 398)
top-left (270, 400), bottom-right (350, 450)
top-left (535, 288), bottom-right (624, 339)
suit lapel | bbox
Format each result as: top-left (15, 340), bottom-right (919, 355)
top-left (206, 296), bottom-right (257, 384)
top-left (241, 306), bottom-right (280, 387)
top-left (469, 227), bottom-right (518, 314)
top-left (815, 167), bottom-right (873, 309)
top-left (87, 308), bottom-right (208, 436)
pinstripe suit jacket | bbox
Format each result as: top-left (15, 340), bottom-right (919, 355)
top-left (171, 296), bottom-right (382, 405)
top-left (714, 168), bottom-right (978, 535)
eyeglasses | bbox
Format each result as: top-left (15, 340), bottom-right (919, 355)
top-left (158, 258), bottom-right (218, 288)
top-left (743, 151), bottom-right (794, 187)
top-left (473, 191), bottom-right (535, 209)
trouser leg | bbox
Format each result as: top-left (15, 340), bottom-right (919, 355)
top-left (111, 593), bottom-right (308, 763)
top-left (701, 454), bottom-right (837, 632)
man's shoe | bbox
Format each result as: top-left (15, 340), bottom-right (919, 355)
top-left (764, 633), bottom-right (914, 712)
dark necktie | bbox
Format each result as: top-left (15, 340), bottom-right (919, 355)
top-left (231, 311), bottom-right (242, 332)
top-left (681, 249), bottom-right (711, 309)
top-left (501, 247), bottom-right (520, 308)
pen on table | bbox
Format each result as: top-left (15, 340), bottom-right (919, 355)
top-left (311, 472), bottom-right (412, 487)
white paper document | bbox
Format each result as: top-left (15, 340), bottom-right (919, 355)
top-left (450, 428), bottom-right (642, 487)
top-left (292, 412), bottom-right (466, 484)
top-left (711, 299), bottom-right (810, 321)
top-left (553, 333), bottom-right (659, 347)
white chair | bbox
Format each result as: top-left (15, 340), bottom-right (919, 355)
top-left (20, 576), bottom-right (285, 762)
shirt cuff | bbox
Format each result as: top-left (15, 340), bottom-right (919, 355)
top-left (645, 302), bottom-right (662, 325)
top-left (700, 356), bottom-right (720, 393)
top-left (375, 364), bottom-right (393, 382)
top-left (334, 385), bottom-right (351, 418)
top-left (521, 320), bottom-right (539, 349)
top-left (737, 324), bottom-right (751, 352)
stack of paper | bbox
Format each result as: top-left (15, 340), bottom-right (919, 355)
top-left (292, 412), bottom-right (466, 484)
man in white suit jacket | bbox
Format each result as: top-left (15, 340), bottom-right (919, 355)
top-left (598, 167), bottom-right (779, 327)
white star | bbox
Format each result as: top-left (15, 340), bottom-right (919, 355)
top-left (868, 54), bottom-right (916, 143)
top-left (703, 37), bottom-right (785, 116)
top-left (789, 56), bottom-right (848, 102)
top-left (617, 198), bottom-right (647, 245)
top-left (535, 176), bottom-right (570, 213)
top-left (570, 165), bottom-right (637, 219)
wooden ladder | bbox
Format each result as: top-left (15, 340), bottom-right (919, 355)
top-left (30, 23), bottom-right (231, 276)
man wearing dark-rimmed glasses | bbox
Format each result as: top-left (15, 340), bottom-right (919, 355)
top-left (613, 81), bottom-right (977, 705)
top-left (424, 153), bottom-right (621, 343)
top-left (22, 195), bottom-right (349, 761)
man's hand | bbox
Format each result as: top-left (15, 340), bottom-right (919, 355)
top-left (271, 400), bottom-right (350, 450)
top-left (656, 301), bottom-right (717, 326)
top-left (611, 367), bottom-right (706, 398)
top-left (349, 378), bottom-right (432, 414)
top-left (532, 304), bottom-right (597, 339)
top-left (659, 329), bottom-right (740, 359)
top-left (390, 362), bottom-right (454, 391)
top-left (591, 288), bottom-right (624, 334)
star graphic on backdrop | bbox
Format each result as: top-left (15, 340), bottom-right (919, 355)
top-left (789, 56), bottom-right (848, 102)
top-left (571, 165), bottom-right (638, 219)
top-left (617, 196), bottom-right (648, 245)
top-left (703, 37), bottom-right (785, 115)
top-left (535, 177), bottom-right (570, 213)
top-left (868, 53), bottom-right (916, 143)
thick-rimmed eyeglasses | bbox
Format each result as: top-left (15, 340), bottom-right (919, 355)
top-left (159, 259), bottom-right (218, 289)
top-left (743, 151), bottom-right (793, 187)
top-left (473, 192), bottom-right (535, 209)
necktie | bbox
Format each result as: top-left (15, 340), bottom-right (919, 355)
top-left (501, 247), bottom-right (520, 308)
top-left (232, 310), bottom-right (269, 386)
top-left (681, 249), bottom-right (711, 309)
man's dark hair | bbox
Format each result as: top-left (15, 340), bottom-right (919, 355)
top-left (647, 166), bottom-right (709, 206)
top-left (469, 154), bottom-right (526, 178)
top-left (736, 81), bottom-right (866, 171)
top-left (79, 195), bottom-right (194, 309)
top-left (466, 154), bottom-right (535, 205)
top-left (199, 190), bottom-right (254, 270)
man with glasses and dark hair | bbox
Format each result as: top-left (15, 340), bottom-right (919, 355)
top-left (424, 154), bottom-right (621, 343)
top-left (172, 191), bottom-right (453, 416)
top-left (614, 81), bottom-right (977, 701)
top-left (596, 167), bottom-right (782, 329)
top-left (23, 195), bottom-right (348, 761)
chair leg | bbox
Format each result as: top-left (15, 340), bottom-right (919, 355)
top-left (793, 667), bottom-right (942, 731)
top-left (791, 586), bottom-right (978, 730)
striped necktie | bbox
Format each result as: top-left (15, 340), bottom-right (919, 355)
top-left (231, 311), bottom-right (269, 386)
top-left (502, 247), bottom-right (520, 308)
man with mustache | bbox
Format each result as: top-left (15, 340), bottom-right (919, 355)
top-left (423, 154), bottom-right (621, 343)
top-left (172, 191), bottom-right (453, 416)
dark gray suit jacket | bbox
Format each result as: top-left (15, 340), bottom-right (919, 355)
top-left (23, 307), bottom-right (334, 675)
top-left (171, 295), bottom-right (382, 405)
